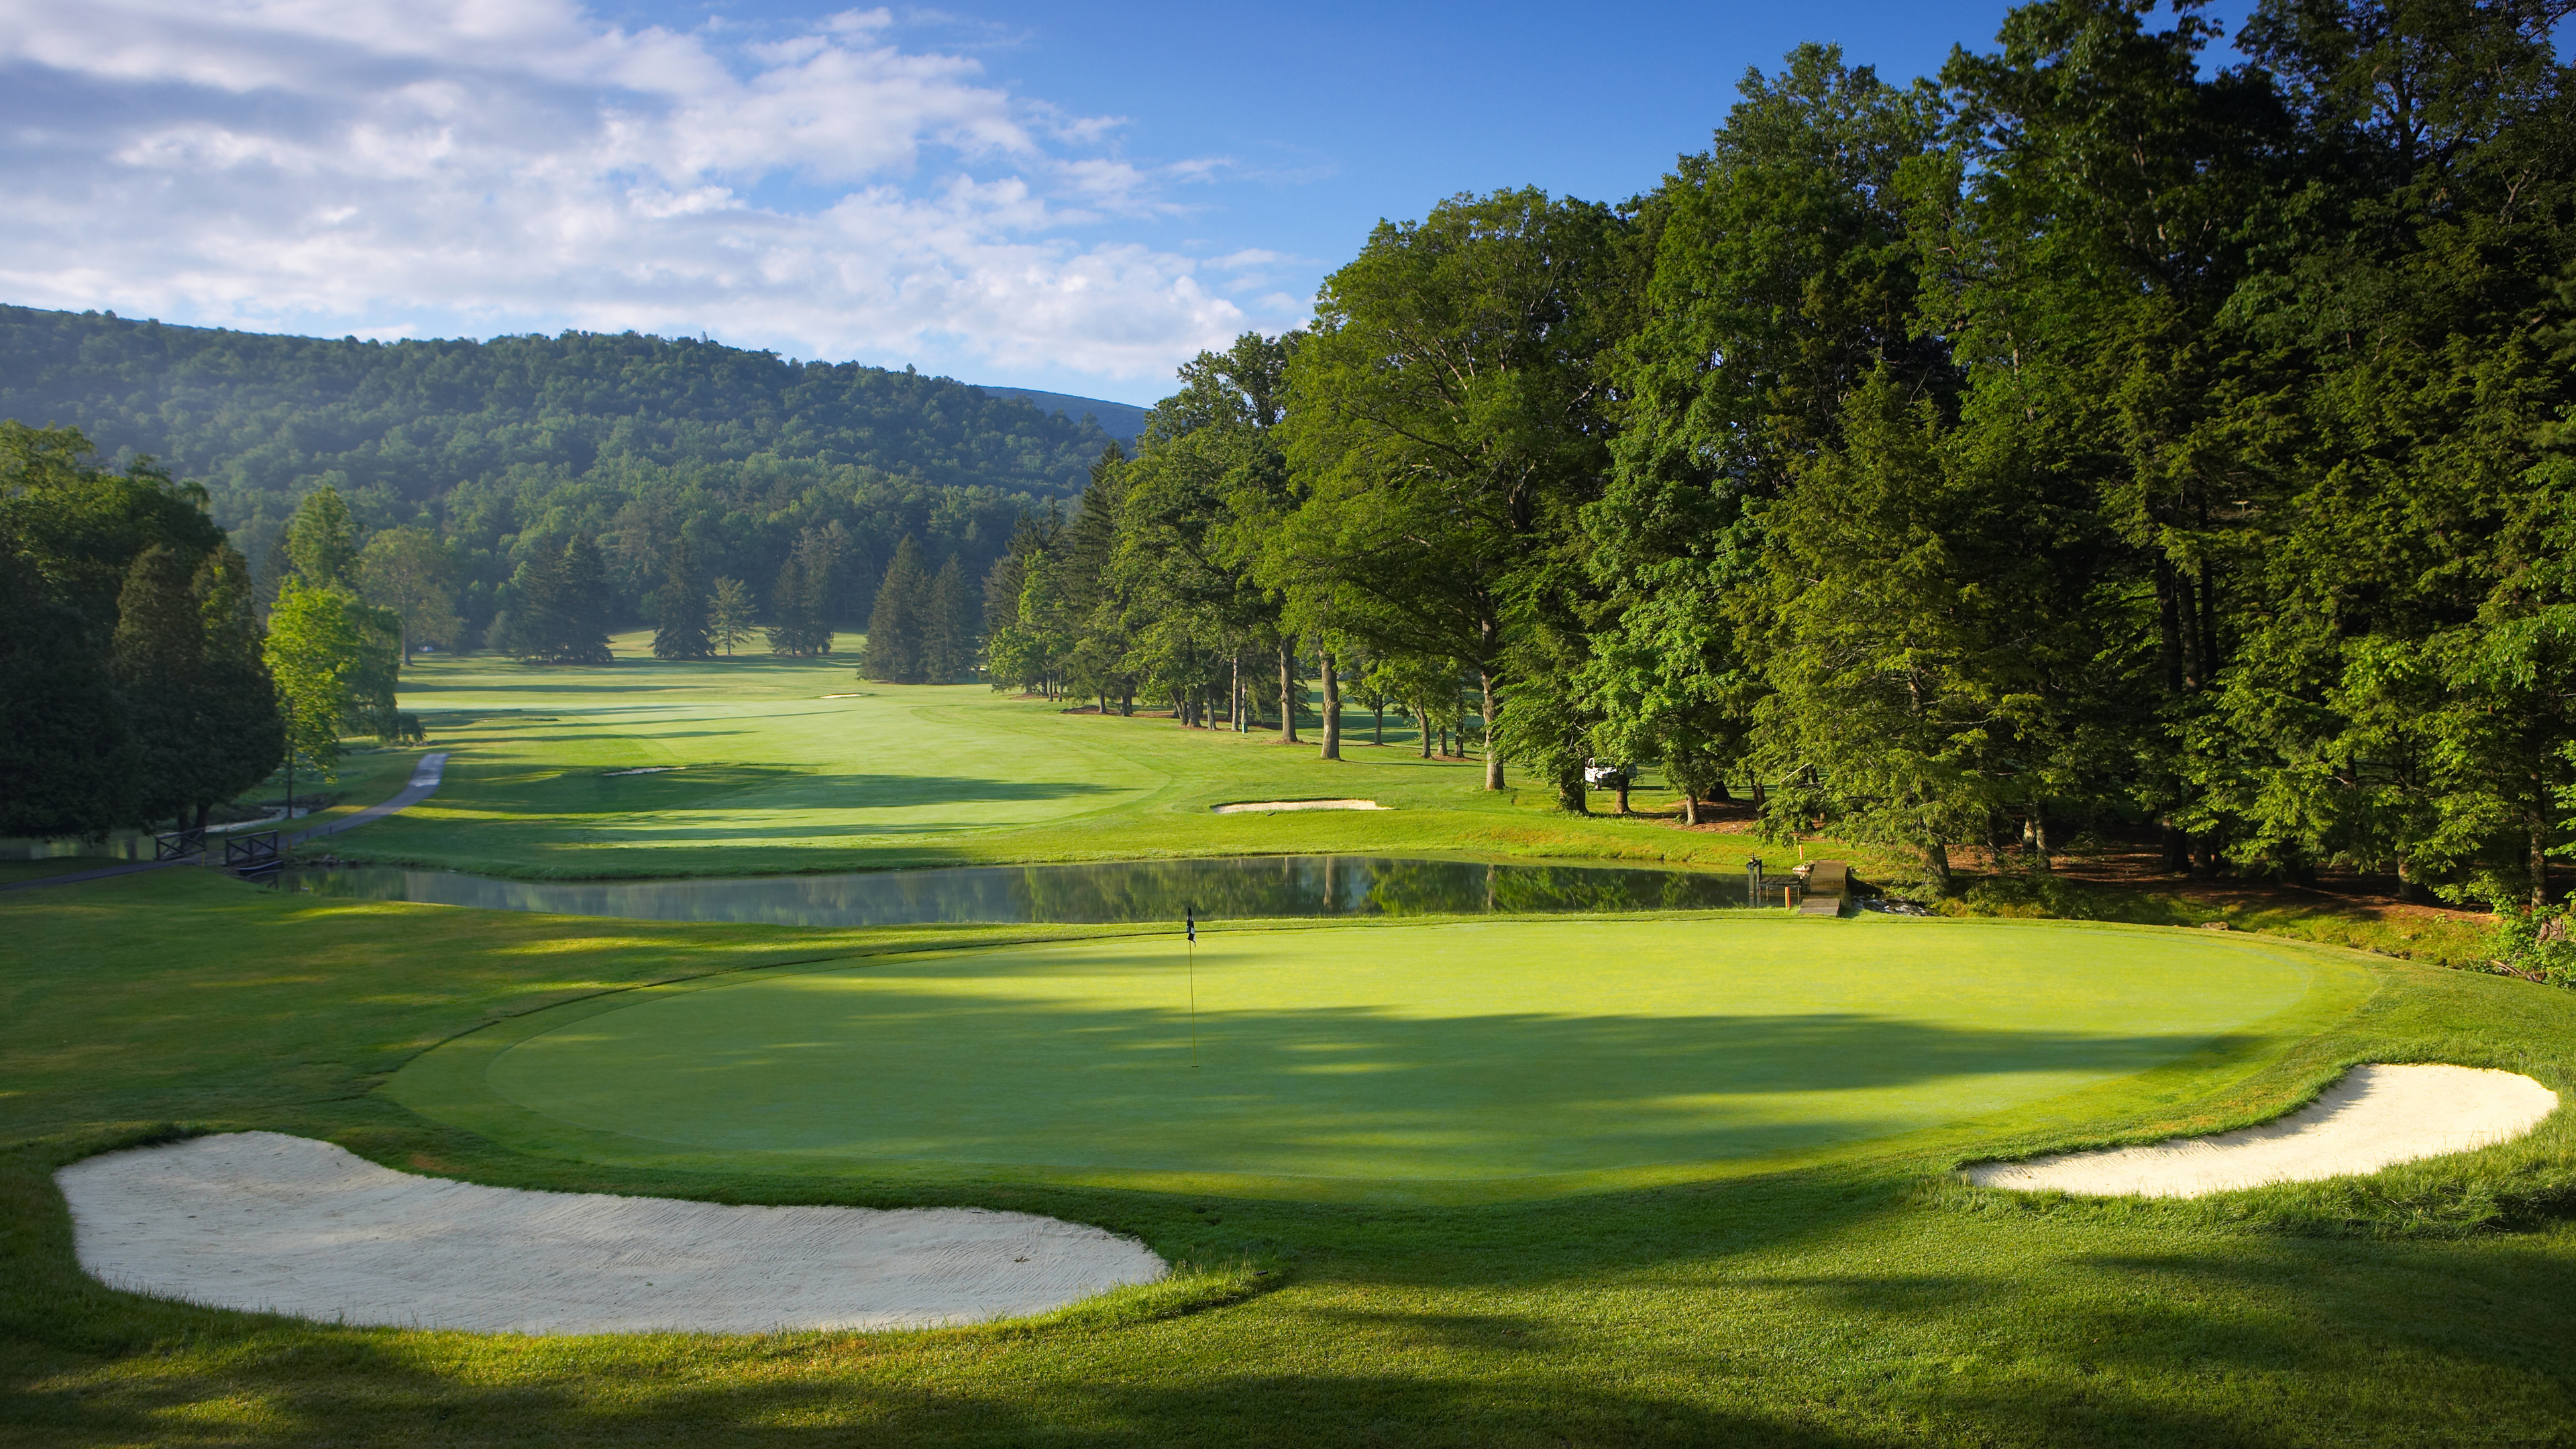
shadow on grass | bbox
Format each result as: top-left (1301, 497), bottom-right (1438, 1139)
top-left (479, 975), bottom-right (2269, 1178)
top-left (16, 1194), bottom-right (2576, 1448)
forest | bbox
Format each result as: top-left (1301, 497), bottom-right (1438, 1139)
top-left (5, 0), bottom-right (2571, 925)
top-left (0, 306), bottom-right (1130, 640)
top-left (953, 0), bottom-right (2575, 916)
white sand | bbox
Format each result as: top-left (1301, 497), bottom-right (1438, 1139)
top-left (56, 1133), bottom-right (1167, 1335)
top-left (1966, 1064), bottom-right (2557, 1197)
top-left (602, 767), bottom-right (679, 776)
top-left (1209, 798), bottom-right (1388, 814)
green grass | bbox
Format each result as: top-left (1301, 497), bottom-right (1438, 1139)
top-left (9, 646), bottom-right (2576, 1445)
top-left (10, 867), bottom-right (2576, 1445)
top-left (360, 635), bottom-right (1775, 879)
top-left (388, 918), bottom-right (2355, 1198)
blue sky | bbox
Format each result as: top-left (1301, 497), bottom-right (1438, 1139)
top-left (0, 0), bottom-right (2254, 405)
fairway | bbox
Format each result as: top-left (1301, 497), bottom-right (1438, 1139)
top-left (364, 639), bottom-right (1758, 879)
top-left (397, 916), bottom-right (2341, 1187)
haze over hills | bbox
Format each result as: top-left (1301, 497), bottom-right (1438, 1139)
top-left (0, 304), bottom-right (1147, 640)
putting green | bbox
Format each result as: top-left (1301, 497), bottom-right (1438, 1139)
top-left (393, 917), bottom-right (2361, 1190)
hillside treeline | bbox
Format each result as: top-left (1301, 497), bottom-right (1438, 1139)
top-left (0, 308), bottom-right (1123, 639)
top-left (981, 0), bottom-right (2575, 912)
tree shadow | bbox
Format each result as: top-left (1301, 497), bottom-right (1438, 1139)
top-left (487, 975), bottom-right (2271, 1181)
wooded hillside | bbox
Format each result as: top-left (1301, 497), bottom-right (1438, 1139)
top-left (0, 307), bottom-right (1122, 633)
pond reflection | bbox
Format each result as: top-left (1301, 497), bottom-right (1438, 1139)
top-left (280, 854), bottom-right (1756, 926)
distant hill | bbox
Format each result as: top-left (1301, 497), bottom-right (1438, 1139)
top-left (0, 304), bottom-right (1134, 638)
top-left (971, 386), bottom-right (1147, 447)
top-left (0, 305), bottom-right (1121, 527)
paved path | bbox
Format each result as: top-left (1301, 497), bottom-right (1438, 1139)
top-left (0, 753), bottom-right (449, 894)
top-left (292, 752), bottom-right (449, 845)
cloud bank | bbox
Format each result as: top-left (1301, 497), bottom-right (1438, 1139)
top-left (0, 0), bottom-right (1268, 380)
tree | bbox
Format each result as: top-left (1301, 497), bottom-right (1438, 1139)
top-left (264, 579), bottom-right (382, 771)
top-left (1112, 335), bottom-right (1300, 732)
top-left (0, 421), bottom-right (241, 837)
top-left (504, 534), bottom-right (614, 664)
top-left (111, 543), bottom-right (286, 829)
top-left (356, 525), bottom-right (460, 665)
top-left (922, 557), bottom-right (976, 683)
top-left (860, 535), bottom-right (930, 682)
top-left (284, 486), bottom-right (358, 587)
top-left (652, 537), bottom-right (712, 661)
top-left (709, 576), bottom-right (754, 656)
top-left (113, 545), bottom-right (218, 828)
top-left (767, 524), bottom-right (843, 656)
top-left (1749, 370), bottom-right (2110, 890)
top-left (0, 545), bottom-right (136, 837)
top-left (1278, 189), bottom-right (1636, 791)
top-left (1585, 45), bottom-right (1945, 824)
top-left (979, 549), bottom-right (1026, 678)
top-left (188, 542), bottom-right (287, 822)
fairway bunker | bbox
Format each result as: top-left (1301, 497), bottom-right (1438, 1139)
top-left (56, 1133), bottom-right (1165, 1335)
top-left (1966, 1064), bottom-right (2557, 1197)
top-left (1210, 798), bottom-right (1389, 814)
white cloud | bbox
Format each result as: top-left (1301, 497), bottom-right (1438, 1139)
top-left (0, 0), bottom-right (1278, 380)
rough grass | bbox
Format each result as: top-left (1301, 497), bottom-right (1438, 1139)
top-left (1938, 870), bottom-right (2498, 971)
top-left (9, 869), bottom-right (2576, 1445)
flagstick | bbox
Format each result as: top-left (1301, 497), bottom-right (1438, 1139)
top-left (1188, 937), bottom-right (1199, 1069)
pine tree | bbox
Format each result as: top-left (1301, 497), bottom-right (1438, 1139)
top-left (860, 535), bottom-right (929, 682)
top-left (709, 576), bottom-right (754, 655)
top-left (556, 534), bottom-right (614, 664)
top-left (763, 526), bottom-right (843, 656)
top-left (500, 534), bottom-right (613, 663)
top-left (922, 556), bottom-right (975, 682)
top-left (652, 537), bottom-right (712, 660)
top-left (768, 554), bottom-right (812, 656)
top-left (794, 525), bottom-right (843, 655)
top-left (501, 539), bottom-right (564, 661)
top-left (189, 543), bottom-right (284, 823)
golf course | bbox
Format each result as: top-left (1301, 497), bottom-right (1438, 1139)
top-left (8, 643), bottom-right (2576, 1446)
top-left (341, 646), bottom-right (1766, 877)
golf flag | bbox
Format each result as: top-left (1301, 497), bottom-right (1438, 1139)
top-left (1186, 906), bottom-right (1196, 943)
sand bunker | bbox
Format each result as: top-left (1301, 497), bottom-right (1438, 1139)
top-left (1210, 798), bottom-right (1389, 814)
top-left (56, 1133), bottom-right (1166, 1335)
top-left (1966, 1064), bottom-right (2557, 1197)
top-left (602, 767), bottom-right (679, 776)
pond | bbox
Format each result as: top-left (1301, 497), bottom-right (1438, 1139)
top-left (279, 854), bottom-right (1760, 928)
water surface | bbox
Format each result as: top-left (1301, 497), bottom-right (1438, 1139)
top-left (282, 854), bottom-right (1756, 927)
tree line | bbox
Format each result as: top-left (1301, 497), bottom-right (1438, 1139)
top-left (989, 0), bottom-right (2575, 912)
top-left (0, 425), bottom-right (406, 837)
